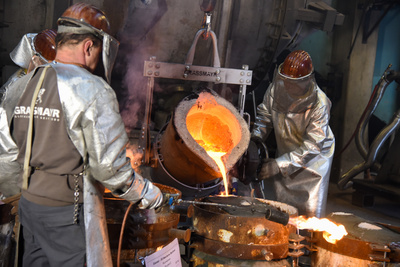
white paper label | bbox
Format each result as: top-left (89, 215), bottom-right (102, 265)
top-left (144, 238), bottom-right (182, 267)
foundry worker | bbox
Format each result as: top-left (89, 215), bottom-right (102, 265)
top-left (0, 3), bottom-right (163, 266)
top-left (0, 29), bottom-right (57, 103)
top-left (248, 50), bottom-right (335, 218)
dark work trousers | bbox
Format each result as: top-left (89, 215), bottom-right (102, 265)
top-left (18, 196), bottom-right (86, 267)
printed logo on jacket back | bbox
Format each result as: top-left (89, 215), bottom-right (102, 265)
top-left (14, 87), bottom-right (60, 122)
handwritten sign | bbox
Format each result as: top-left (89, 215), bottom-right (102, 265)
top-left (144, 238), bottom-right (182, 267)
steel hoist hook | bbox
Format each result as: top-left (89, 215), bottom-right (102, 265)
top-left (200, 12), bottom-right (212, 40)
top-left (199, 0), bottom-right (216, 40)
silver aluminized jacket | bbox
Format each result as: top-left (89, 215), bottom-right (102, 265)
top-left (0, 62), bottom-right (163, 266)
top-left (252, 82), bottom-right (335, 218)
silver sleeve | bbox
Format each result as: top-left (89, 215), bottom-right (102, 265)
top-left (79, 82), bottom-right (162, 208)
top-left (252, 84), bottom-right (274, 141)
top-left (0, 108), bottom-right (22, 197)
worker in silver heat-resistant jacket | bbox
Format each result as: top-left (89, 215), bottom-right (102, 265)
top-left (0, 3), bottom-right (163, 267)
top-left (250, 50), bottom-right (335, 218)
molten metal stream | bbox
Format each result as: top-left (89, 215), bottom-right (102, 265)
top-left (206, 151), bottom-right (228, 196)
top-left (186, 114), bottom-right (230, 195)
top-left (186, 93), bottom-right (236, 196)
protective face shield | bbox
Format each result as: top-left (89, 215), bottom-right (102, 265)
top-left (57, 3), bottom-right (119, 84)
top-left (271, 50), bottom-right (317, 113)
top-left (271, 67), bottom-right (317, 113)
top-left (9, 33), bottom-right (37, 70)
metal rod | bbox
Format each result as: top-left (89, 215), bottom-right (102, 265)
top-left (175, 199), bottom-right (289, 225)
top-left (176, 199), bottom-right (237, 208)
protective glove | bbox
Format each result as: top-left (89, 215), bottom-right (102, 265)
top-left (155, 193), bottom-right (169, 213)
top-left (138, 184), bottom-right (164, 209)
top-left (117, 173), bottom-right (163, 209)
top-left (237, 136), bottom-right (268, 185)
top-left (258, 158), bottom-right (280, 181)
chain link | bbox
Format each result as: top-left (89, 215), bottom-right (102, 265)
top-left (73, 173), bottom-right (82, 224)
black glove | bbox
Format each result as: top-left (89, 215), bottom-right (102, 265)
top-left (237, 137), bottom-right (267, 185)
top-left (258, 158), bottom-right (280, 180)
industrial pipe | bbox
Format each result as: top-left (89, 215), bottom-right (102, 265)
top-left (355, 66), bottom-right (394, 162)
top-left (338, 70), bottom-right (400, 190)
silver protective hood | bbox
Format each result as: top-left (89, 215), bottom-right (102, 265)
top-left (9, 33), bottom-right (37, 70)
top-left (272, 64), bottom-right (317, 113)
top-left (57, 17), bottom-right (119, 84)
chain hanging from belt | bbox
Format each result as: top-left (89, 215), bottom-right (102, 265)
top-left (73, 173), bottom-right (82, 224)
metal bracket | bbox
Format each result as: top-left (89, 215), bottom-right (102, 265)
top-left (144, 61), bottom-right (252, 86)
top-left (288, 232), bottom-right (306, 265)
top-left (304, 230), bottom-right (318, 253)
top-left (368, 243), bottom-right (390, 265)
top-left (296, 1), bottom-right (345, 32)
top-left (139, 57), bottom-right (156, 165)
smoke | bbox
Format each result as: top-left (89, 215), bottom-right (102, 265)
top-left (119, 45), bottom-right (150, 131)
top-left (118, 44), bottom-right (165, 132)
top-left (114, 0), bottom-right (168, 133)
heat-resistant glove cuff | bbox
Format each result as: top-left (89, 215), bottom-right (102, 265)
top-left (115, 172), bottom-right (163, 209)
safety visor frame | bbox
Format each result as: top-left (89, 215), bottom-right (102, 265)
top-left (57, 17), bottom-right (120, 84)
top-left (277, 63), bottom-right (314, 82)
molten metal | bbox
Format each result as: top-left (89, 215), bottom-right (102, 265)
top-left (154, 90), bottom-right (250, 197)
top-left (206, 151), bottom-right (229, 195)
top-left (289, 216), bottom-right (348, 244)
top-left (186, 92), bottom-right (237, 195)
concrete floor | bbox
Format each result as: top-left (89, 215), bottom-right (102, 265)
top-left (325, 181), bottom-right (400, 227)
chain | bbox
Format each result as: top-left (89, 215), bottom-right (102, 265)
top-left (73, 173), bottom-right (82, 224)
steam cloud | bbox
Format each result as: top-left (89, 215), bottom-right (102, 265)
top-left (114, 0), bottom-right (167, 133)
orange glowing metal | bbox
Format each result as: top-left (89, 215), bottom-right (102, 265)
top-left (187, 117), bottom-right (229, 195)
top-left (186, 92), bottom-right (234, 196)
top-left (290, 216), bottom-right (348, 244)
top-left (207, 151), bottom-right (229, 196)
